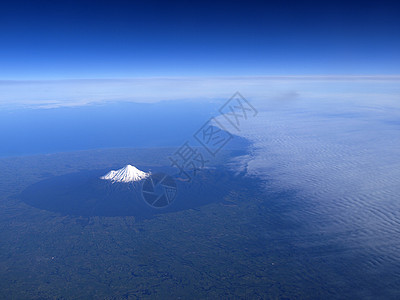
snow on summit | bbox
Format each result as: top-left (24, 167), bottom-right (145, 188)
top-left (100, 165), bottom-right (150, 183)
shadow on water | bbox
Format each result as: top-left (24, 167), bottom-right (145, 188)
top-left (20, 166), bottom-right (256, 219)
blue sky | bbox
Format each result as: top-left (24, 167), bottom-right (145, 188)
top-left (1, 0), bottom-right (400, 79)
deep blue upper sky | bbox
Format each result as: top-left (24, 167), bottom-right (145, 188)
top-left (1, 0), bottom-right (399, 79)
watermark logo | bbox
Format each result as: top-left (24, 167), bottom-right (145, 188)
top-left (140, 92), bottom-right (257, 207)
top-left (141, 173), bottom-right (177, 208)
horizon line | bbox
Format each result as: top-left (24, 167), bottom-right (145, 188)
top-left (2, 74), bottom-right (400, 83)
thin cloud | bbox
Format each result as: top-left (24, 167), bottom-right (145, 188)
top-left (1, 76), bottom-right (400, 109)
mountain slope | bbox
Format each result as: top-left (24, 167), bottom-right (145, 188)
top-left (100, 165), bottom-right (150, 183)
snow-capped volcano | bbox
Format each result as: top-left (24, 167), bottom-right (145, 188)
top-left (100, 165), bottom-right (150, 183)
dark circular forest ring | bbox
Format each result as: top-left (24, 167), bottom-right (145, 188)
top-left (20, 166), bottom-right (255, 218)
